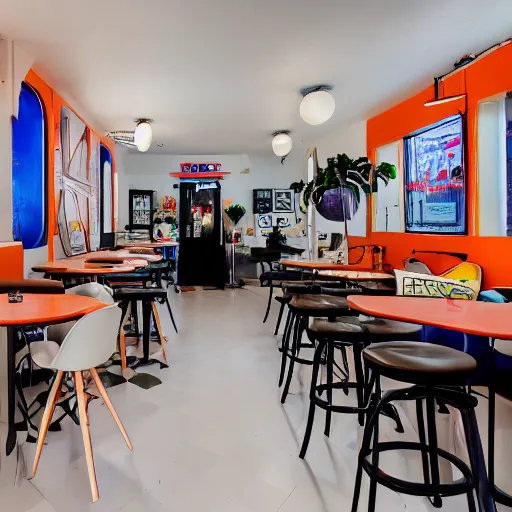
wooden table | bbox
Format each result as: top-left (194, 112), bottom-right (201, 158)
top-left (317, 269), bottom-right (394, 282)
top-left (347, 295), bottom-right (511, 512)
top-left (69, 250), bottom-right (163, 264)
top-left (33, 250), bottom-right (164, 276)
top-left (280, 259), bottom-right (374, 271)
top-left (0, 294), bottom-right (105, 455)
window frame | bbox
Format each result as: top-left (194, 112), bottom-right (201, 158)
top-left (12, 81), bottom-right (48, 249)
top-left (403, 114), bottom-right (467, 235)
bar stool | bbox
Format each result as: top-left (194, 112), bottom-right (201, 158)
top-left (280, 293), bottom-right (359, 404)
top-left (113, 288), bottom-right (170, 368)
top-left (351, 341), bottom-right (478, 512)
top-left (30, 304), bottom-right (133, 503)
top-left (299, 316), bottom-right (422, 459)
top-left (106, 270), bottom-right (178, 334)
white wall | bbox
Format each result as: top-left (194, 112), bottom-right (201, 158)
top-left (117, 151), bottom-right (305, 235)
top-left (312, 120), bottom-right (368, 238)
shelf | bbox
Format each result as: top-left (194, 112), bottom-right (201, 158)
top-left (169, 172), bottom-right (231, 179)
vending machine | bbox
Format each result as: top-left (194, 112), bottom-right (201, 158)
top-left (178, 180), bottom-right (226, 287)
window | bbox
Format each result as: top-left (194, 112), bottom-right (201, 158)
top-left (404, 115), bottom-right (465, 234)
top-left (100, 145), bottom-right (113, 234)
top-left (12, 82), bottom-right (47, 249)
top-left (374, 141), bottom-right (403, 232)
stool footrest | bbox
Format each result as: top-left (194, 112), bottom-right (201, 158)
top-left (362, 441), bottom-right (474, 498)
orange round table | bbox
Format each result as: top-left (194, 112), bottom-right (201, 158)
top-left (31, 259), bottom-right (138, 276)
top-left (347, 295), bottom-right (512, 339)
top-left (347, 295), bottom-right (509, 512)
top-left (0, 294), bottom-right (106, 456)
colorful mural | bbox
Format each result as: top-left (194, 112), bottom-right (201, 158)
top-left (56, 106), bottom-right (100, 255)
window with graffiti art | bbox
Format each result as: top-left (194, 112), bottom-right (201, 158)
top-left (12, 82), bottom-right (47, 249)
top-left (404, 115), bottom-right (466, 234)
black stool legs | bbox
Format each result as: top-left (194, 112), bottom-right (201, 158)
top-left (351, 384), bottom-right (478, 512)
top-left (299, 339), bottom-right (368, 459)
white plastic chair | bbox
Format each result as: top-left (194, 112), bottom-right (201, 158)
top-left (30, 303), bottom-right (133, 503)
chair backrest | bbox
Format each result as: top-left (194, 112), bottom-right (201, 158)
top-left (50, 304), bottom-right (122, 371)
top-left (67, 282), bottom-right (114, 304)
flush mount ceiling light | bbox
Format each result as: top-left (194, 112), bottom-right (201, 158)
top-left (424, 77), bottom-right (466, 107)
top-left (272, 131), bottom-right (292, 164)
top-left (299, 85), bottom-right (335, 125)
top-left (134, 119), bottom-right (153, 152)
top-left (106, 118), bottom-right (154, 152)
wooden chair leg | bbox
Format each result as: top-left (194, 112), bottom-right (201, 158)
top-left (73, 371), bottom-right (99, 503)
top-left (32, 370), bottom-right (64, 477)
top-left (90, 368), bottom-right (133, 451)
top-left (151, 302), bottom-right (168, 364)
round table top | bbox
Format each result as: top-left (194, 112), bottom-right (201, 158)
top-left (32, 259), bottom-right (137, 275)
top-left (347, 295), bottom-right (512, 340)
top-left (0, 293), bottom-right (105, 326)
top-left (280, 259), bottom-right (374, 271)
top-left (318, 270), bottom-right (394, 281)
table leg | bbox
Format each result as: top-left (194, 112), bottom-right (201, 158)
top-left (460, 391), bottom-right (496, 512)
top-left (6, 326), bottom-right (17, 455)
top-left (488, 338), bottom-right (512, 507)
top-left (142, 301), bottom-right (151, 363)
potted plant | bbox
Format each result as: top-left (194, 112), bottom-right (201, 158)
top-left (223, 204), bottom-right (246, 287)
top-left (290, 153), bottom-right (396, 261)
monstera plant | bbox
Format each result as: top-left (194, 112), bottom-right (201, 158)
top-left (290, 153), bottom-right (396, 262)
top-left (292, 153), bottom-right (396, 221)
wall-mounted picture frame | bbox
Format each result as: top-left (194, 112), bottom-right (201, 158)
top-left (271, 213), bottom-right (293, 229)
top-left (257, 214), bottom-right (272, 228)
top-left (273, 189), bottom-right (294, 213)
top-left (253, 189), bottom-right (273, 214)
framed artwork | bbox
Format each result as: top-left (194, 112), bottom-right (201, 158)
top-left (404, 114), bottom-right (466, 234)
top-left (253, 189), bottom-right (272, 214)
top-left (273, 189), bottom-right (294, 213)
top-left (272, 213), bottom-right (293, 228)
top-left (257, 214), bottom-right (272, 228)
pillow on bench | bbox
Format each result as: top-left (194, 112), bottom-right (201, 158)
top-left (394, 269), bottom-right (478, 301)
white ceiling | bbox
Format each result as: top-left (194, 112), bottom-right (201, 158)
top-left (1, 0), bottom-right (511, 155)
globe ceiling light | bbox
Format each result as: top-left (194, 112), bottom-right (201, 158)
top-left (272, 131), bottom-right (292, 157)
top-left (134, 119), bottom-right (153, 152)
top-left (299, 86), bottom-right (335, 125)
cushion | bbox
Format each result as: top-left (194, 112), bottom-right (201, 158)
top-left (394, 269), bottom-right (478, 300)
top-left (363, 341), bottom-right (477, 376)
top-left (309, 316), bottom-right (422, 338)
top-left (289, 294), bottom-right (349, 312)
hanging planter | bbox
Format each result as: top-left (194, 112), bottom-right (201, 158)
top-left (315, 187), bottom-right (357, 222)
top-left (292, 153), bottom-right (396, 222)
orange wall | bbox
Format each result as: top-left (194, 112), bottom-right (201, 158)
top-left (24, 70), bottom-right (116, 262)
top-left (362, 40), bottom-right (512, 288)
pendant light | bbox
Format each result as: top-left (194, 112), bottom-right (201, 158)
top-left (272, 131), bottom-right (293, 162)
top-left (134, 119), bottom-right (153, 152)
top-left (300, 85), bottom-right (335, 125)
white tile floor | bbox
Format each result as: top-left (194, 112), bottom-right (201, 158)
top-left (1, 286), bottom-right (512, 511)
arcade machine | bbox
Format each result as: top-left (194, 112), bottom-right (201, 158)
top-left (178, 180), bottom-right (226, 287)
